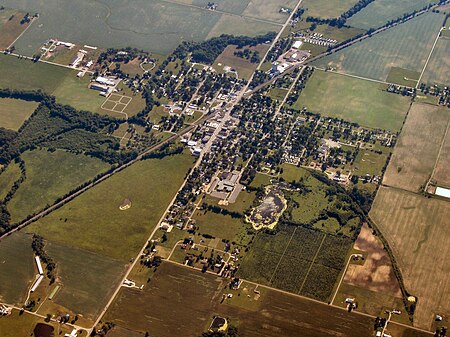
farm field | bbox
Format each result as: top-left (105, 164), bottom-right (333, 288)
top-left (370, 186), bottom-right (450, 330)
top-left (0, 98), bottom-right (38, 131)
top-left (421, 36), bottom-right (450, 86)
top-left (386, 67), bottom-right (420, 87)
top-left (300, 0), bottom-right (359, 19)
top-left (347, 0), bottom-right (436, 30)
top-left (44, 240), bottom-right (125, 320)
top-left (26, 153), bottom-right (195, 262)
top-left (313, 12), bottom-right (445, 82)
top-left (0, 232), bottom-right (35, 305)
top-left (241, 0), bottom-right (297, 23)
top-left (0, 54), bottom-right (70, 93)
top-left (0, 160), bottom-right (21, 200)
top-left (2, 0), bottom-right (280, 56)
top-left (7, 149), bottom-right (110, 224)
top-left (383, 103), bottom-right (450, 193)
top-left (106, 261), bottom-right (375, 337)
top-left (432, 125), bottom-right (450, 187)
top-left (295, 70), bottom-right (411, 131)
top-left (0, 9), bottom-right (31, 50)
top-left (206, 15), bottom-right (280, 40)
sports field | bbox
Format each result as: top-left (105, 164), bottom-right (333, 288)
top-left (0, 232), bottom-right (35, 305)
top-left (0, 98), bottom-right (38, 131)
top-left (347, 0), bottom-right (436, 30)
top-left (2, 0), bottom-right (280, 56)
top-left (295, 70), bottom-right (411, 131)
top-left (300, 0), bottom-right (359, 19)
top-left (370, 186), bottom-right (450, 330)
top-left (27, 153), bottom-right (195, 262)
top-left (106, 261), bottom-right (375, 337)
top-left (382, 103), bottom-right (450, 192)
top-left (421, 36), bottom-right (450, 86)
top-left (7, 149), bottom-right (110, 224)
top-left (313, 12), bottom-right (445, 82)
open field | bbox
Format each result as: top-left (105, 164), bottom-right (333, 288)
top-left (27, 153), bottom-right (195, 262)
top-left (370, 186), bottom-right (450, 330)
top-left (0, 98), bottom-right (38, 131)
top-left (45, 240), bottom-right (125, 320)
top-left (313, 12), bottom-right (445, 82)
top-left (0, 161), bottom-right (21, 201)
top-left (241, 0), bottom-right (297, 23)
top-left (106, 261), bottom-right (375, 337)
top-left (2, 0), bottom-right (280, 56)
top-left (432, 124), bottom-right (450, 187)
top-left (0, 9), bottom-right (31, 50)
top-left (7, 149), bottom-right (110, 223)
top-left (421, 36), bottom-right (450, 86)
top-left (347, 0), bottom-right (436, 30)
top-left (351, 149), bottom-right (389, 177)
top-left (0, 232), bottom-right (35, 305)
top-left (386, 67), bottom-right (420, 87)
top-left (193, 209), bottom-right (247, 242)
top-left (300, 0), bottom-right (359, 19)
top-left (295, 70), bottom-right (411, 131)
top-left (383, 103), bottom-right (449, 192)
top-left (0, 54), bottom-right (70, 92)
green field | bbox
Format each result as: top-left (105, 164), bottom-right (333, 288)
top-left (301, 0), bottom-right (359, 19)
top-left (0, 233), bottom-right (35, 305)
top-left (0, 161), bottom-right (21, 200)
top-left (2, 0), bottom-right (279, 56)
top-left (46, 240), bottom-right (125, 319)
top-left (7, 149), bottom-right (110, 224)
top-left (314, 12), bottom-right (445, 81)
top-left (193, 209), bottom-right (246, 241)
top-left (347, 0), bottom-right (436, 30)
top-left (421, 36), bottom-right (450, 86)
top-left (386, 67), bottom-right (420, 87)
top-left (0, 54), bottom-right (70, 92)
top-left (0, 98), bottom-right (38, 131)
top-left (351, 149), bottom-right (389, 176)
top-left (295, 70), bottom-right (411, 131)
top-left (27, 153), bottom-right (194, 262)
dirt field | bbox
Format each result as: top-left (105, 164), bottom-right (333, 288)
top-left (432, 123), bottom-right (450, 187)
top-left (106, 261), bottom-right (375, 337)
top-left (383, 103), bottom-right (450, 192)
top-left (344, 224), bottom-right (402, 297)
top-left (370, 186), bottom-right (450, 330)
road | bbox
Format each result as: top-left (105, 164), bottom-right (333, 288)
top-left (416, 26), bottom-right (444, 88)
top-left (330, 253), bottom-right (359, 305)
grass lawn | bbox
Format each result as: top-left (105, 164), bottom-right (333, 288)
top-left (268, 87), bottom-right (288, 102)
top-left (8, 149), bottom-right (110, 224)
top-left (0, 98), bottom-right (38, 131)
top-left (0, 54), bottom-right (71, 93)
top-left (0, 233), bottom-right (35, 305)
top-left (193, 209), bottom-right (246, 241)
top-left (301, 0), bottom-right (359, 19)
top-left (280, 163), bottom-right (310, 183)
top-left (249, 172), bottom-right (273, 188)
top-left (27, 153), bottom-right (195, 262)
top-left (205, 190), bottom-right (256, 215)
top-left (295, 70), bottom-right (410, 131)
top-left (386, 67), bottom-right (420, 87)
top-left (0, 160), bottom-right (21, 200)
top-left (351, 149), bottom-right (388, 176)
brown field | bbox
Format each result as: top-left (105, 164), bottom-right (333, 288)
top-left (213, 44), bottom-right (269, 80)
top-left (106, 261), bottom-right (375, 337)
top-left (383, 103), bottom-right (450, 192)
top-left (370, 186), bottom-right (450, 330)
top-left (0, 10), bottom-right (31, 50)
top-left (432, 123), bottom-right (450, 187)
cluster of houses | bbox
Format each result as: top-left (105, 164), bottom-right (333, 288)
top-left (41, 39), bottom-right (96, 71)
top-left (300, 32), bottom-right (337, 47)
top-left (270, 40), bottom-right (310, 76)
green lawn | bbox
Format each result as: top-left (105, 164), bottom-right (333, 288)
top-left (27, 153), bottom-right (195, 262)
top-left (351, 149), bottom-right (388, 176)
top-left (268, 87), bottom-right (288, 102)
top-left (8, 149), bottom-right (110, 224)
top-left (0, 98), bottom-right (38, 131)
top-left (0, 232), bottom-right (35, 305)
top-left (0, 160), bottom-right (21, 200)
top-left (0, 54), bottom-right (71, 93)
top-left (193, 209), bottom-right (246, 241)
top-left (295, 70), bottom-right (410, 131)
top-left (386, 67), bottom-right (420, 87)
top-left (280, 164), bottom-right (310, 183)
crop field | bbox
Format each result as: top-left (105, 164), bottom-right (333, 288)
top-left (237, 224), bottom-right (353, 301)
top-left (44, 240), bottom-right (125, 320)
top-left (295, 70), bottom-right (411, 131)
top-left (2, 0), bottom-right (280, 56)
top-left (0, 54), bottom-right (70, 93)
top-left (383, 103), bottom-right (449, 193)
top-left (432, 125), bottom-right (450, 187)
top-left (347, 0), bottom-right (436, 30)
top-left (0, 232), bottom-right (35, 305)
top-left (241, 0), bottom-right (298, 23)
top-left (7, 149), bottom-right (110, 224)
top-left (106, 261), bottom-right (374, 337)
top-left (313, 12), bottom-right (445, 82)
top-left (0, 161), bottom-right (21, 200)
top-left (0, 9), bottom-right (32, 50)
top-left (0, 98), bottom-right (38, 131)
top-left (421, 36), bottom-right (450, 86)
top-left (300, 0), bottom-right (359, 19)
top-left (27, 153), bottom-right (195, 262)
top-left (370, 186), bottom-right (450, 330)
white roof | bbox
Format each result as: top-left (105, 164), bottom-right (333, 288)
top-left (292, 40), bottom-right (303, 49)
top-left (435, 186), bottom-right (450, 199)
